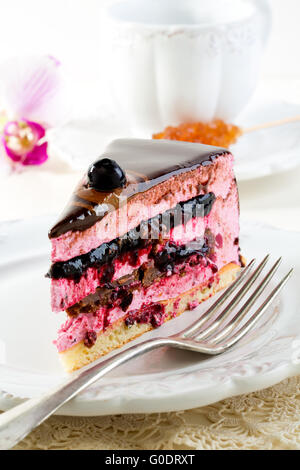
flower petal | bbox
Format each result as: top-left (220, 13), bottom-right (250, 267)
top-left (3, 120), bottom-right (46, 158)
top-left (0, 55), bottom-right (72, 127)
top-left (24, 120), bottom-right (45, 141)
top-left (3, 121), bottom-right (19, 137)
top-left (2, 137), bottom-right (21, 162)
top-left (23, 142), bottom-right (49, 166)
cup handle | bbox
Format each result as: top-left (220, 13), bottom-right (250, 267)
top-left (252, 0), bottom-right (272, 45)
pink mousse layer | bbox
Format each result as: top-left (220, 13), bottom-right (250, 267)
top-left (51, 183), bottom-right (239, 312)
top-left (51, 154), bottom-right (234, 263)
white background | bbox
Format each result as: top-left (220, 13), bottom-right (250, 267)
top-left (0, 0), bottom-right (298, 109)
top-left (0, 0), bottom-right (299, 231)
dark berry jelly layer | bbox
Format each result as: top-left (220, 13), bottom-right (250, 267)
top-left (48, 192), bottom-right (216, 281)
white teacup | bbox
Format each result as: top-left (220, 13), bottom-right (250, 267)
top-left (101, 0), bottom-right (271, 135)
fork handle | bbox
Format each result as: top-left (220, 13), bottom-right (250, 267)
top-left (0, 337), bottom-right (169, 450)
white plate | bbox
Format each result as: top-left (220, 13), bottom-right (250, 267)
top-left (49, 99), bottom-right (300, 181)
top-left (0, 216), bottom-right (299, 416)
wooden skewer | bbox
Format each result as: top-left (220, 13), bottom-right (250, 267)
top-left (244, 115), bottom-right (300, 133)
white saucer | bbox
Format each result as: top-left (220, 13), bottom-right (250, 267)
top-left (49, 99), bottom-right (300, 181)
top-left (0, 216), bottom-right (299, 416)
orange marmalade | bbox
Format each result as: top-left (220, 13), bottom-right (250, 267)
top-left (153, 120), bottom-right (242, 148)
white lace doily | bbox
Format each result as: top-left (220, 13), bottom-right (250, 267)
top-left (10, 375), bottom-right (300, 450)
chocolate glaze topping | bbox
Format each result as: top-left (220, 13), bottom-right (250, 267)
top-left (49, 139), bottom-right (228, 239)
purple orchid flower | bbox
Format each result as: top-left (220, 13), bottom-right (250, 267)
top-left (3, 120), bottom-right (48, 166)
top-left (0, 55), bottom-right (70, 168)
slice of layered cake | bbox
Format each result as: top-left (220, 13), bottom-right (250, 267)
top-left (48, 139), bottom-right (241, 372)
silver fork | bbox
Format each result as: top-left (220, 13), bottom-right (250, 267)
top-left (0, 255), bottom-right (293, 449)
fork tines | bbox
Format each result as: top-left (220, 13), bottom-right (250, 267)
top-left (181, 255), bottom-right (293, 353)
